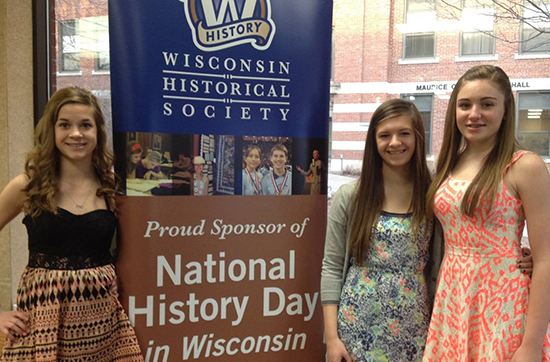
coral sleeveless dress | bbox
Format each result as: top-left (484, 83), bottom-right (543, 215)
top-left (423, 151), bottom-right (550, 361)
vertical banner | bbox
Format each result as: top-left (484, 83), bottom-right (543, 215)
top-left (109, 0), bottom-right (333, 361)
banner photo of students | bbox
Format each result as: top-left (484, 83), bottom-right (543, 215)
top-left (109, 0), bottom-right (332, 360)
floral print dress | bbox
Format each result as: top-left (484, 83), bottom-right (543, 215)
top-left (338, 211), bottom-right (433, 362)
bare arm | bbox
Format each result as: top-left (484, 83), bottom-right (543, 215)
top-left (0, 173), bottom-right (30, 341)
top-left (323, 304), bottom-right (352, 362)
top-left (296, 165), bottom-right (305, 175)
top-left (0, 174), bottom-right (28, 231)
top-left (509, 154), bottom-right (550, 361)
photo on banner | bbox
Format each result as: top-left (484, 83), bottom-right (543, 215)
top-left (109, 0), bottom-right (333, 360)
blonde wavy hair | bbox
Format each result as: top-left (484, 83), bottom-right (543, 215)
top-left (23, 86), bottom-right (119, 217)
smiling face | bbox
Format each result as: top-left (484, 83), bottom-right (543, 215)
top-left (270, 150), bottom-right (288, 174)
top-left (130, 152), bottom-right (142, 164)
top-left (194, 163), bottom-right (204, 174)
top-left (375, 114), bottom-right (416, 171)
top-left (245, 148), bottom-right (261, 171)
top-left (456, 79), bottom-right (505, 147)
top-left (55, 103), bottom-right (98, 164)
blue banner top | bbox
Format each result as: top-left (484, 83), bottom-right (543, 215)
top-left (109, 0), bottom-right (333, 139)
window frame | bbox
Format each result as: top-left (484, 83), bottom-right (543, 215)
top-left (403, 0), bottom-right (437, 60)
top-left (33, 0), bottom-right (52, 125)
top-left (516, 91), bottom-right (550, 157)
top-left (58, 19), bottom-right (81, 73)
top-left (460, 30), bottom-right (495, 57)
top-left (403, 32), bottom-right (437, 59)
top-left (520, 28), bottom-right (550, 54)
top-left (401, 93), bottom-right (434, 155)
top-left (519, 0), bottom-right (550, 54)
top-left (95, 50), bottom-right (110, 72)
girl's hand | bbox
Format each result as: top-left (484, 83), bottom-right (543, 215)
top-left (510, 343), bottom-right (541, 362)
top-left (110, 276), bottom-right (119, 298)
top-left (517, 247), bottom-right (533, 276)
top-left (326, 337), bottom-right (354, 362)
top-left (0, 310), bottom-right (30, 342)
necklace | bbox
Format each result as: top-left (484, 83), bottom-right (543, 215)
top-left (62, 182), bottom-right (95, 209)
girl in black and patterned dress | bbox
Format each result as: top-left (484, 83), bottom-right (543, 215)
top-left (0, 87), bottom-right (143, 361)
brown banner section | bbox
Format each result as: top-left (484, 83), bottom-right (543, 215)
top-left (116, 195), bottom-right (327, 361)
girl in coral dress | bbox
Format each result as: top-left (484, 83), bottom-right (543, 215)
top-left (424, 65), bottom-right (550, 361)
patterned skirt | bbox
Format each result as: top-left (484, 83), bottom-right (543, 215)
top-left (338, 265), bottom-right (431, 362)
top-left (423, 251), bottom-right (550, 361)
top-left (1, 264), bottom-right (143, 362)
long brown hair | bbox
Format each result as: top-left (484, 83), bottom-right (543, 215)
top-left (427, 65), bottom-right (520, 217)
top-left (23, 86), bottom-right (119, 216)
top-left (349, 98), bottom-right (431, 265)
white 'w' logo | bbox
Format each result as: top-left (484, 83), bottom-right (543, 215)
top-left (201, 0), bottom-right (258, 26)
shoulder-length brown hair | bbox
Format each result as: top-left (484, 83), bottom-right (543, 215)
top-left (23, 86), bottom-right (119, 216)
top-left (349, 98), bottom-right (431, 265)
top-left (427, 65), bottom-right (520, 217)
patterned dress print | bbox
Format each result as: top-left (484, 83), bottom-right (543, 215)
top-left (1, 209), bottom-right (143, 362)
top-left (338, 212), bottom-right (433, 362)
top-left (424, 151), bottom-right (550, 361)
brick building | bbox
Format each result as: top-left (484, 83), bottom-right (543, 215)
top-left (330, 0), bottom-right (550, 172)
top-left (53, 0), bottom-right (111, 122)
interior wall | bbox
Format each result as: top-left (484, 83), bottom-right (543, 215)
top-left (0, 0), bottom-right (34, 309)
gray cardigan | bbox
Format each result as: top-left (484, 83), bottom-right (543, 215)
top-left (320, 181), bottom-right (444, 306)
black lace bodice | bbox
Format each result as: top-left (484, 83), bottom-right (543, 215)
top-left (23, 208), bottom-right (116, 269)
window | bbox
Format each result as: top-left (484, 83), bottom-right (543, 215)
top-left (521, 29), bottom-right (550, 54)
top-left (404, 0), bottom-right (436, 59)
top-left (96, 51), bottom-right (110, 71)
top-left (401, 94), bottom-right (433, 155)
top-left (93, 16), bottom-right (110, 71)
top-left (58, 19), bottom-right (80, 72)
top-left (460, 0), bottom-right (495, 56)
top-left (52, 1), bottom-right (112, 143)
top-left (461, 32), bottom-right (494, 56)
top-left (517, 92), bottom-right (550, 156)
top-left (405, 33), bottom-right (436, 58)
top-left (520, 0), bottom-right (550, 54)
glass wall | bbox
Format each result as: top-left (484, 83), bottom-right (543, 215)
top-left (517, 92), bottom-right (550, 156)
top-left (51, 0), bottom-right (111, 139)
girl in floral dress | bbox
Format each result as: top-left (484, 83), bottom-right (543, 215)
top-left (321, 99), bottom-right (436, 362)
top-left (424, 65), bottom-right (550, 361)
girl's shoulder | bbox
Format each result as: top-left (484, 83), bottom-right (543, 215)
top-left (10, 173), bottom-right (31, 190)
top-left (331, 181), bottom-right (359, 207)
top-left (329, 181), bottom-right (358, 222)
top-left (0, 174), bottom-right (30, 212)
top-left (507, 151), bottom-right (545, 175)
top-left (335, 180), bottom-right (358, 197)
top-left (505, 151), bottom-right (548, 194)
